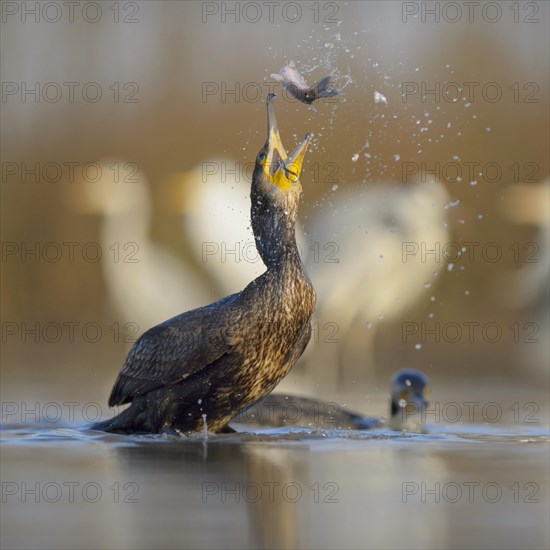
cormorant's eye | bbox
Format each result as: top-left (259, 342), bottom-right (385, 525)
top-left (257, 151), bottom-right (267, 162)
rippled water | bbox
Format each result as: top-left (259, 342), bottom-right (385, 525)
top-left (1, 420), bottom-right (549, 550)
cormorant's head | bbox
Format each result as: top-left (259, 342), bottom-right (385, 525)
top-left (253, 93), bottom-right (313, 194)
top-left (390, 369), bottom-right (430, 422)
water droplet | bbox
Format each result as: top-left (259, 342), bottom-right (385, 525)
top-left (447, 263), bottom-right (454, 272)
top-left (444, 199), bottom-right (460, 209)
top-left (415, 343), bottom-right (422, 350)
top-left (331, 184), bottom-right (338, 191)
top-left (470, 180), bottom-right (478, 186)
top-left (351, 153), bottom-right (359, 162)
top-left (424, 282), bottom-right (431, 288)
top-left (393, 153), bottom-right (400, 161)
top-left (374, 91), bottom-right (387, 104)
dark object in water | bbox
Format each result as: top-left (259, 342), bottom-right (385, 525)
top-left (91, 94), bottom-right (315, 435)
top-left (233, 369), bottom-right (430, 431)
top-left (271, 61), bottom-right (340, 106)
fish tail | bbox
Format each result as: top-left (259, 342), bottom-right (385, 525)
top-left (314, 76), bottom-right (340, 97)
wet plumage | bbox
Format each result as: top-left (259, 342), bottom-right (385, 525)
top-left (92, 94), bottom-right (315, 434)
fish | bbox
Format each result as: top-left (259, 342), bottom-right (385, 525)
top-left (271, 61), bottom-right (340, 108)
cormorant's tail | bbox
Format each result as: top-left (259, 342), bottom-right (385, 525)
top-left (314, 76), bottom-right (340, 98)
top-left (88, 403), bottom-right (148, 434)
top-left (89, 417), bottom-right (119, 432)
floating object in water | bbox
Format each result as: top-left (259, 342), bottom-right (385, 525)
top-left (271, 61), bottom-right (340, 107)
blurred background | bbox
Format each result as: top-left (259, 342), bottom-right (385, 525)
top-left (2, 3), bottom-right (549, 550)
top-left (2, 0), bottom-right (549, 412)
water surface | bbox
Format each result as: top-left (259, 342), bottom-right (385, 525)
top-left (2, 420), bottom-right (548, 549)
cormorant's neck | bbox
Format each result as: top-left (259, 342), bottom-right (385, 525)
top-left (251, 188), bottom-right (302, 272)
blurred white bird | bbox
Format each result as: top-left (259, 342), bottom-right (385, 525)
top-left (498, 180), bottom-right (549, 308)
top-left (497, 179), bottom-right (549, 382)
top-left (297, 179), bottom-right (451, 390)
top-left (67, 158), bottom-right (212, 331)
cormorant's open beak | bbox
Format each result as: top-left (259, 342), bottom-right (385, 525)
top-left (265, 93), bottom-right (313, 190)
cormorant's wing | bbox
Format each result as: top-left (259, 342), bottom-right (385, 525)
top-left (108, 296), bottom-right (240, 406)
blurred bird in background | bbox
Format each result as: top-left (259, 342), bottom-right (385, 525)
top-left (497, 178), bottom-right (550, 381)
top-left (65, 158), bottom-right (213, 330)
top-left (290, 178), bottom-right (450, 391)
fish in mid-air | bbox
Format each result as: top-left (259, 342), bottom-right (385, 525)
top-left (271, 61), bottom-right (340, 108)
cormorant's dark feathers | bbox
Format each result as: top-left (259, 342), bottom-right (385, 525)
top-left (108, 294), bottom-right (239, 406)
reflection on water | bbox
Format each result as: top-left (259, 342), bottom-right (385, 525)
top-left (1, 422), bottom-right (548, 550)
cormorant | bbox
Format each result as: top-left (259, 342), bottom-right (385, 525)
top-left (92, 94), bottom-right (315, 434)
top-left (232, 369), bottom-right (430, 431)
